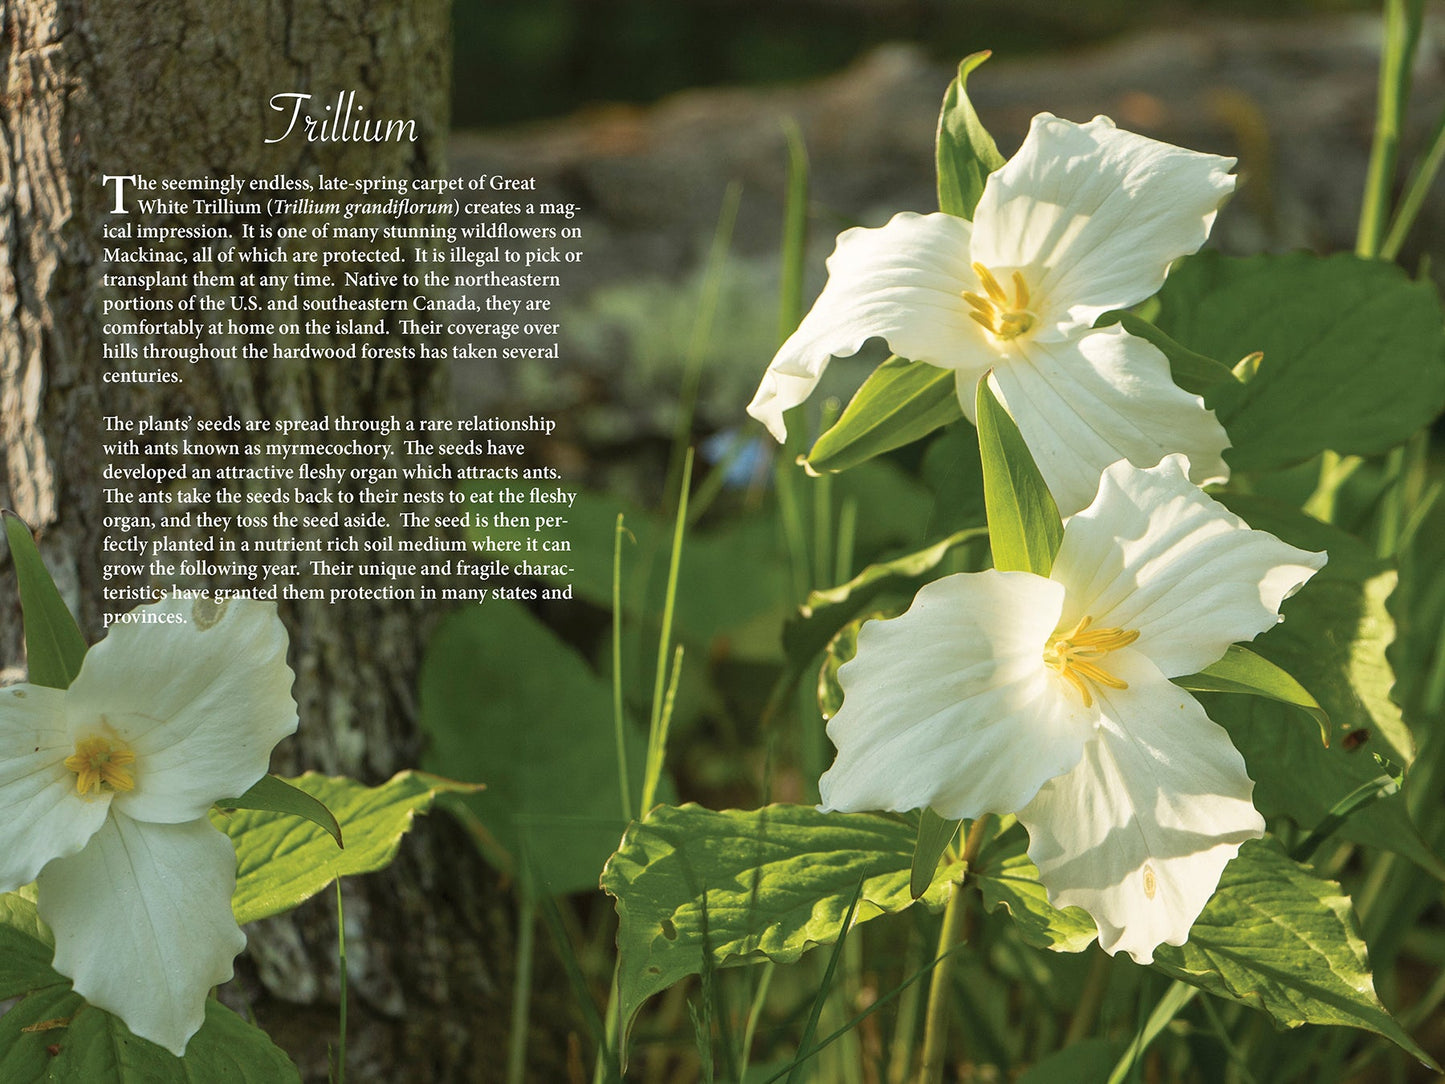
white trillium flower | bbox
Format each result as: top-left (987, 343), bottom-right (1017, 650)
top-left (819, 456), bottom-right (1325, 962)
top-left (0, 595), bottom-right (298, 1055)
top-left (747, 113), bottom-right (1236, 515)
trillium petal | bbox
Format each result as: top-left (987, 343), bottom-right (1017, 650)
top-left (0, 684), bottom-right (109, 890)
top-left (972, 113), bottom-right (1235, 334)
top-left (1052, 455), bottom-right (1326, 677)
top-left (67, 596), bottom-right (298, 824)
top-left (747, 212), bottom-right (989, 441)
top-left (820, 571), bottom-right (1094, 819)
top-left (985, 326), bottom-right (1230, 517)
top-left (37, 813), bottom-right (246, 1056)
top-left (1018, 653), bottom-right (1264, 963)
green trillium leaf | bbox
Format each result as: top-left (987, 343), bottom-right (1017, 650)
top-left (976, 376), bottom-right (1063, 575)
top-left (936, 51), bottom-right (1006, 219)
top-left (1175, 644), bottom-right (1330, 747)
top-left (214, 774), bottom-right (343, 849)
top-left (912, 809), bottom-right (962, 900)
top-left (1156, 252), bottom-right (1445, 471)
top-left (3, 511), bottom-right (88, 690)
top-left (0, 893), bottom-right (298, 1081)
top-left (806, 357), bottom-right (962, 475)
top-left (215, 770), bottom-right (475, 925)
top-left (1093, 310), bottom-right (1237, 396)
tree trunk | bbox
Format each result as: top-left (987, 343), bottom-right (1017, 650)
top-left (0, 3), bottom-right (541, 1079)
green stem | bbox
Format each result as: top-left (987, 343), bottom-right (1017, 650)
top-left (507, 891), bottom-right (537, 1084)
top-left (1063, 948), bottom-right (1111, 1048)
top-left (612, 514), bottom-right (632, 820)
top-left (1382, 100), bottom-right (1445, 259)
top-left (334, 881), bottom-right (348, 1084)
top-left (1107, 981), bottom-right (1199, 1084)
top-left (917, 814), bottom-right (990, 1084)
top-left (1356, 0), bottom-right (1425, 258)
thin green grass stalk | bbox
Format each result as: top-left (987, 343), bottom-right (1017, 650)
top-left (739, 961), bottom-right (776, 1079)
top-left (764, 935), bottom-right (958, 1084)
top-left (1356, 0), bottom-right (1426, 258)
top-left (1198, 991), bottom-right (1260, 1084)
top-left (811, 398), bottom-right (840, 589)
top-left (665, 183), bottom-right (744, 510)
top-left (784, 882), bottom-right (864, 1084)
top-left (835, 497), bottom-right (857, 587)
top-left (1107, 981), bottom-right (1199, 1084)
top-left (776, 462), bottom-right (813, 599)
top-left (507, 890), bottom-right (537, 1084)
top-left (778, 120), bottom-right (809, 344)
top-left (918, 814), bottom-right (991, 1084)
top-left (640, 447), bottom-right (693, 815)
top-left (776, 119), bottom-right (814, 600)
top-left (689, 429), bottom-right (749, 527)
top-left (334, 881), bottom-right (347, 1084)
top-left (1302, 451), bottom-right (1362, 524)
top-left (612, 514), bottom-right (633, 820)
top-left (886, 926), bottom-right (924, 1084)
top-left (654, 643), bottom-right (686, 798)
top-left (819, 932), bottom-right (866, 1084)
top-left (1383, 101), bottom-right (1445, 259)
top-left (1063, 948), bottom-right (1111, 1048)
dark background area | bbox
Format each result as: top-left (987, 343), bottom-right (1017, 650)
top-left (454, 0), bottom-right (1378, 128)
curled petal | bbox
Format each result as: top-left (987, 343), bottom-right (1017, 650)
top-left (985, 326), bottom-right (1230, 517)
top-left (821, 571), bottom-right (1095, 819)
top-left (67, 596), bottom-right (298, 824)
top-left (1018, 653), bottom-right (1264, 963)
top-left (1052, 455), bottom-right (1326, 677)
top-left (972, 113), bottom-right (1236, 335)
top-left (747, 212), bottom-right (989, 441)
top-left (37, 814), bottom-right (247, 1056)
top-left (0, 684), bottom-right (109, 890)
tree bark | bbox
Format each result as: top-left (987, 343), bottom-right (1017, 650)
top-left (0, 3), bottom-right (542, 1079)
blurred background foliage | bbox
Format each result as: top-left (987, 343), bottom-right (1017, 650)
top-left (454, 0), bottom-right (1380, 128)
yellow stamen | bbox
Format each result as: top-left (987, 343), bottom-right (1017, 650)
top-left (963, 262), bottom-right (1036, 341)
top-left (63, 736), bottom-right (136, 796)
top-left (1042, 615), bottom-right (1140, 708)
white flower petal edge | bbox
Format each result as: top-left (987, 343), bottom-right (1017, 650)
top-left (68, 596), bottom-right (299, 824)
top-left (985, 328), bottom-right (1230, 517)
top-left (746, 212), bottom-right (983, 441)
top-left (1053, 454), bottom-right (1327, 677)
top-left (820, 571), bottom-right (1096, 819)
top-left (38, 814), bottom-right (247, 1056)
top-left (1016, 652), bottom-right (1265, 963)
top-left (0, 684), bottom-right (110, 889)
top-left (972, 113), bottom-right (1236, 336)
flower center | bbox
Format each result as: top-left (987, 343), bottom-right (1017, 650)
top-left (64, 736), bottom-right (137, 796)
top-left (963, 262), bottom-right (1036, 342)
top-left (1042, 615), bottom-right (1139, 708)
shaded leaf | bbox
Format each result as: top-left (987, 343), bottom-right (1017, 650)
top-left (600, 803), bottom-right (959, 1054)
top-left (1156, 252), bottom-right (1445, 471)
top-left (1206, 497), bottom-right (1443, 879)
top-left (1153, 839), bottom-right (1435, 1066)
top-left (420, 601), bottom-right (661, 894)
